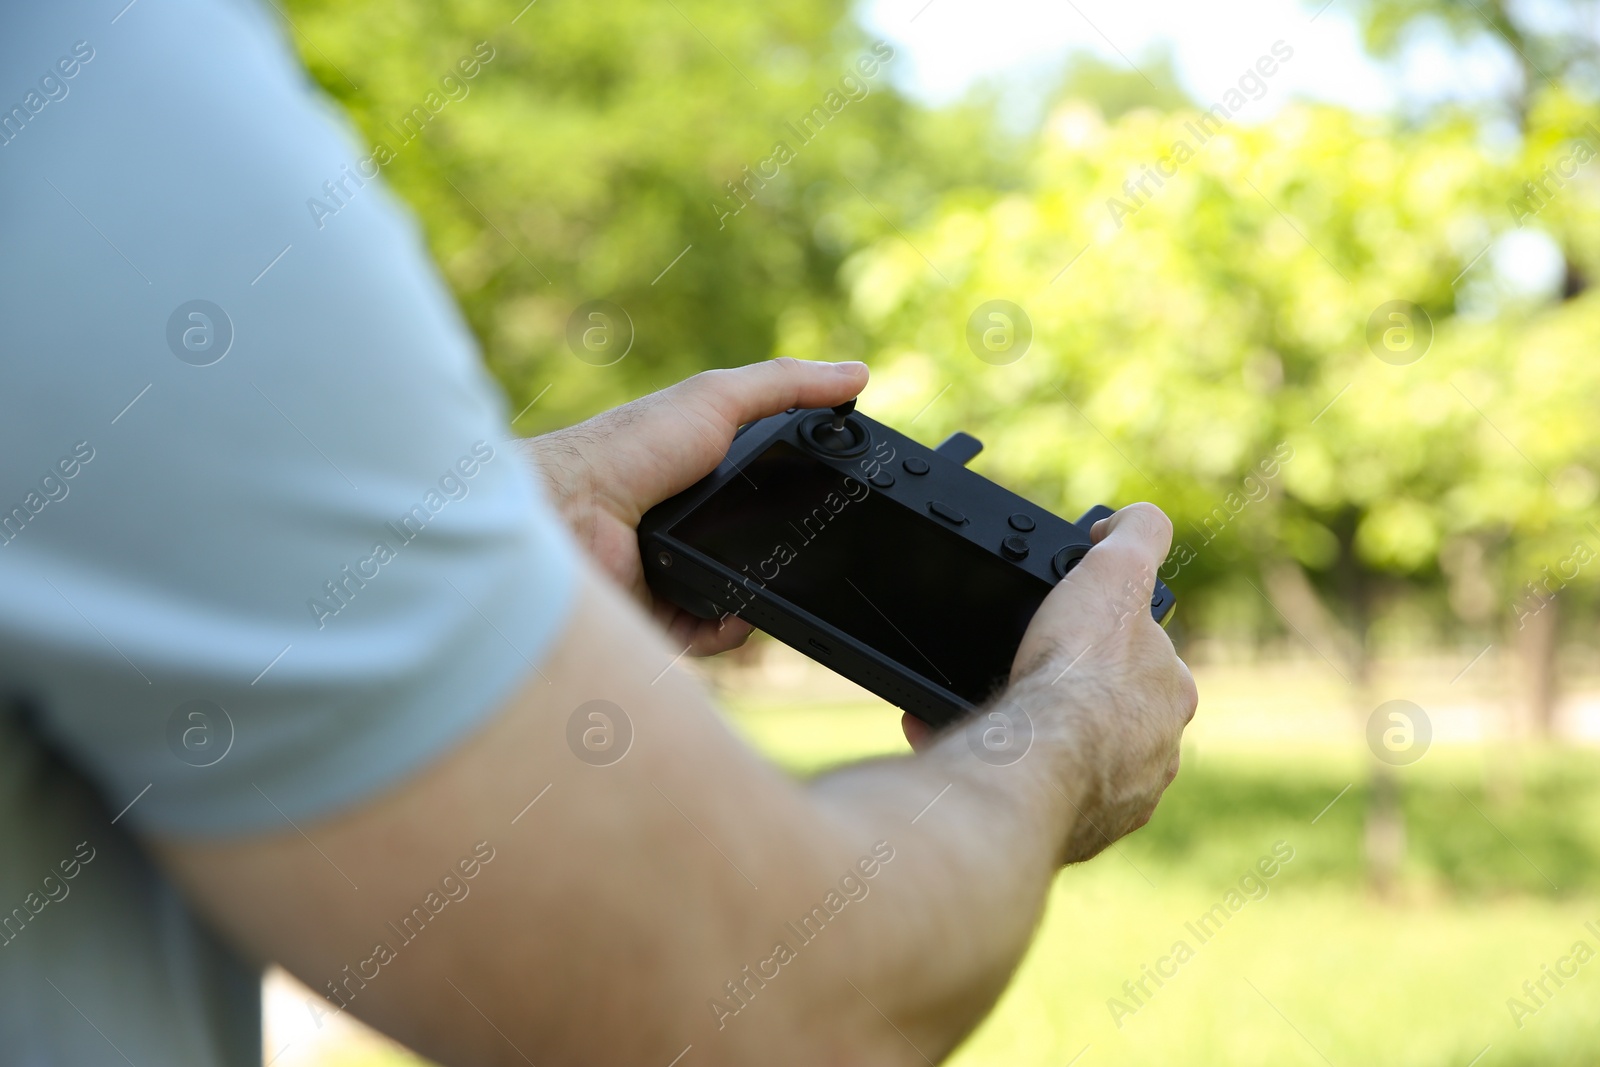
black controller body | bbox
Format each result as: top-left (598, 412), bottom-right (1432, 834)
top-left (637, 404), bottom-right (1175, 727)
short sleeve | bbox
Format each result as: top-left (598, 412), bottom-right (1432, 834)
top-left (0, 0), bottom-right (580, 835)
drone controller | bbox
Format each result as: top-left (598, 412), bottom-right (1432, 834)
top-left (638, 401), bottom-right (1175, 726)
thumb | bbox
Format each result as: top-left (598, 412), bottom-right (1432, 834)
top-left (1020, 503), bottom-right (1172, 657)
top-left (1068, 503), bottom-right (1173, 613)
top-left (679, 357), bottom-right (869, 429)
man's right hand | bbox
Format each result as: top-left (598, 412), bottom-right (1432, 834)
top-left (900, 502), bottom-right (1196, 864)
top-left (1009, 501), bottom-right (1197, 863)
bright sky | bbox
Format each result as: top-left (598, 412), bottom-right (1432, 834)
top-left (856, 0), bottom-right (1566, 296)
top-left (857, 0), bottom-right (1520, 122)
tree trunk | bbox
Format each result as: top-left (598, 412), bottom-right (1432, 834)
top-left (1517, 597), bottom-right (1561, 739)
top-left (1365, 765), bottom-right (1404, 898)
top-left (1265, 518), bottom-right (1399, 896)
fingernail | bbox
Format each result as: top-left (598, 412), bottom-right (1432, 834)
top-left (833, 361), bottom-right (868, 374)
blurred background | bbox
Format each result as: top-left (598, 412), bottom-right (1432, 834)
top-left (263, 0), bottom-right (1600, 1063)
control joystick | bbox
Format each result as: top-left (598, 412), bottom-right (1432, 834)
top-left (829, 399), bottom-right (855, 433)
top-left (800, 399), bottom-right (870, 457)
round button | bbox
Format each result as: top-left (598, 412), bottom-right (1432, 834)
top-left (1001, 535), bottom-right (1030, 561)
top-left (869, 471), bottom-right (895, 489)
top-left (903, 457), bottom-right (930, 475)
top-left (1051, 544), bottom-right (1089, 579)
top-left (1008, 513), bottom-right (1035, 532)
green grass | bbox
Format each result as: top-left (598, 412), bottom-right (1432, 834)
top-left (722, 698), bottom-right (1600, 1067)
top-left (965, 886), bottom-right (1600, 1067)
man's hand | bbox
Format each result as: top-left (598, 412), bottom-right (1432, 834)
top-left (806, 503), bottom-right (1195, 1052)
top-left (519, 358), bottom-right (869, 655)
top-left (1010, 502), bottom-right (1196, 862)
top-left (900, 502), bottom-right (1196, 864)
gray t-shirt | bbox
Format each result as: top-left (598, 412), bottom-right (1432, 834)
top-left (0, 2), bottom-right (578, 1062)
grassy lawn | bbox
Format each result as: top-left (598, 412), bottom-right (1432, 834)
top-left (271, 670), bottom-right (1600, 1066)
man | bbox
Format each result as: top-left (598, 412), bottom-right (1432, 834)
top-left (0, 2), bottom-right (1196, 1064)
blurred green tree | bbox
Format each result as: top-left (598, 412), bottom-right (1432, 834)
top-left (1308, 0), bottom-right (1600, 727)
top-left (843, 100), bottom-right (1598, 638)
top-left (280, 0), bottom-right (1019, 430)
top-left (1047, 46), bottom-right (1192, 120)
top-left (1334, 0), bottom-right (1599, 122)
top-left (840, 93), bottom-right (1600, 886)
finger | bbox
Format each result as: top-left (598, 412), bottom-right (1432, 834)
top-left (620, 359), bottom-right (870, 510)
top-left (662, 607), bottom-right (755, 657)
top-left (1063, 502), bottom-right (1173, 611)
top-left (686, 614), bottom-right (754, 657)
top-left (1022, 504), bottom-right (1173, 659)
top-left (901, 712), bottom-right (935, 752)
top-left (650, 597), bottom-right (682, 633)
top-left (1175, 658), bottom-right (1198, 724)
top-left (680, 358), bottom-right (869, 430)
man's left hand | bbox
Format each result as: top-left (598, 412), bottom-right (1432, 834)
top-left (519, 358), bottom-right (870, 655)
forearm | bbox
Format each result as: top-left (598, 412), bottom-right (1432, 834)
top-left (154, 565), bottom-right (1061, 1066)
top-left (799, 673), bottom-right (1090, 1058)
top-left (155, 555), bottom-right (1178, 1067)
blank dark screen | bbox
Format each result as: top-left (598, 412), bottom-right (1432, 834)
top-left (671, 441), bottom-right (1053, 705)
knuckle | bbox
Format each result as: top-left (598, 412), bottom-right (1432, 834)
top-left (681, 367), bottom-right (730, 398)
top-left (1124, 501), bottom-right (1173, 541)
top-left (1176, 668), bottom-right (1198, 721)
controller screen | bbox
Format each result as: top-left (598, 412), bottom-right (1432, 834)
top-left (670, 440), bottom-right (1053, 707)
